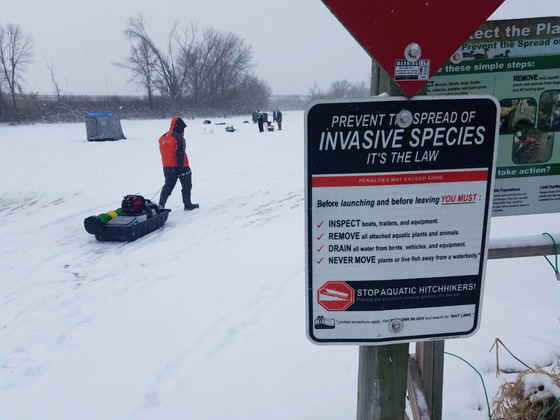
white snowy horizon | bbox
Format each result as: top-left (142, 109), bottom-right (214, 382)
top-left (4, 0), bottom-right (559, 97)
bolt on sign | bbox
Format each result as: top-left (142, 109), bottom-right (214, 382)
top-left (320, 0), bottom-right (505, 97)
top-left (305, 95), bottom-right (500, 345)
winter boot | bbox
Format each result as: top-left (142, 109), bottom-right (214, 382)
top-left (158, 190), bottom-right (170, 210)
top-left (184, 202), bottom-right (199, 211)
top-left (182, 191), bottom-right (199, 211)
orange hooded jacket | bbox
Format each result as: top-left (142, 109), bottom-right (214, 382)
top-left (159, 116), bottom-right (189, 168)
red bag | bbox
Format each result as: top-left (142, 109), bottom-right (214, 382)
top-left (121, 194), bottom-right (145, 214)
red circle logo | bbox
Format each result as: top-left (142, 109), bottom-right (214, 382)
top-left (317, 281), bottom-right (355, 311)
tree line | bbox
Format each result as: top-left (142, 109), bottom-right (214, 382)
top-left (0, 16), bottom-right (272, 123)
top-left (115, 14), bottom-right (271, 115)
top-left (0, 23), bottom-right (33, 123)
top-left (0, 17), bottom-right (369, 124)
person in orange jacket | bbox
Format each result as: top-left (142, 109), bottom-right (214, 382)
top-left (158, 116), bottom-right (199, 210)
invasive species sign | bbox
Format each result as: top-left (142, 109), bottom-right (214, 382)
top-left (305, 95), bottom-right (499, 344)
top-left (320, 0), bottom-right (505, 97)
top-left (426, 17), bottom-right (560, 217)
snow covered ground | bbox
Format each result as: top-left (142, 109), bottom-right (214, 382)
top-left (1, 111), bottom-right (559, 419)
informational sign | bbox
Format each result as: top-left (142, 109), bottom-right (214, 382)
top-left (426, 17), bottom-right (560, 216)
top-left (320, 0), bottom-right (505, 97)
top-left (305, 96), bottom-right (499, 344)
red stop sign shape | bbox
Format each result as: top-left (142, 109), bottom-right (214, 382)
top-left (321, 0), bottom-right (505, 97)
top-left (318, 281), bottom-right (355, 311)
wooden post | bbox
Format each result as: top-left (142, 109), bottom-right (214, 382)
top-left (357, 344), bottom-right (409, 420)
top-left (414, 341), bottom-right (445, 420)
top-left (407, 354), bottom-right (432, 420)
top-left (370, 57), bottom-right (404, 97)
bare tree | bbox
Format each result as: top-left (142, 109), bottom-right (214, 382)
top-left (327, 80), bottom-right (369, 99)
top-left (327, 80), bottom-right (353, 98)
top-left (207, 30), bottom-right (253, 107)
top-left (348, 80), bottom-right (369, 98)
top-left (180, 27), bottom-right (254, 108)
top-left (120, 14), bottom-right (186, 106)
top-left (118, 15), bottom-right (270, 113)
top-left (46, 58), bottom-right (62, 100)
top-left (230, 72), bottom-right (272, 113)
top-left (0, 23), bottom-right (33, 122)
top-left (308, 81), bottom-right (324, 100)
top-left (114, 32), bottom-right (158, 109)
top-left (180, 25), bottom-right (214, 105)
top-left (149, 22), bottom-right (183, 104)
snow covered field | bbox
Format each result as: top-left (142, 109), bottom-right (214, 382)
top-left (1, 111), bottom-right (559, 419)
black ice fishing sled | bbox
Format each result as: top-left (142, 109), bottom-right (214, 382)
top-left (83, 194), bottom-right (171, 242)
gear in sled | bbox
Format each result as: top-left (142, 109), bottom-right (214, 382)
top-left (84, 194), bottom-right (171, 242)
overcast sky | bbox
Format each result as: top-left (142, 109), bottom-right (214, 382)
top-left (4, 0), bottom-right (560, 97)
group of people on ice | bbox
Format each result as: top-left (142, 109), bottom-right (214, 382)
top-left (256, 109), bottom-right (283, 133)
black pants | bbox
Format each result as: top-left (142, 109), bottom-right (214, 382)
top-left (160, 166), bottom-right (192, 207)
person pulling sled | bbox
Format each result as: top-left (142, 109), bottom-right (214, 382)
top-left (158, 116), bottom-right (199, 211)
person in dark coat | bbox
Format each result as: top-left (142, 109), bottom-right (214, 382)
top-left (158, 116), bottom-right (199, 211)
top-left (257, 110), bottom-right (265, 133)
top-left (276, 109), bottom-right (283, 131)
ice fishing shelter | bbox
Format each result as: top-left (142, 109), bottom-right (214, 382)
top-left (85, 112), bottom-right (126, 141)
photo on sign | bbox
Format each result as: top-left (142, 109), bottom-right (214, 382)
top-left (499, 97), bottom-right (537, 134)
top-left (511, 130), bottom-right (554, 164)
top-left (538, 89), bottom-right (560, 131)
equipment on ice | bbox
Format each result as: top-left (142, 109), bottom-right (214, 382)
top-left (84, 194), bottom-right (170, 242)
top-left (85, 112), bottom-right (126, 141)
